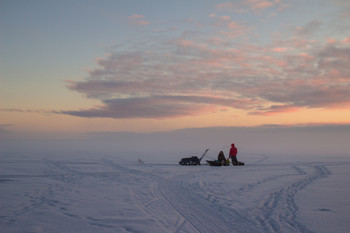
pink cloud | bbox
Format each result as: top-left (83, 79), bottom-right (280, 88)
top-left (228, 21), bottom-right (239, 29)
top-left (327, 38), bottom-right (337, 44)
top-left (217, 0), bottom-right (275, 12)
top-left (247, 0), bottom-right (274, 10)
top-left (343, 37), bottom-right (350, 44)
top-left (221, 15), bottom-right (231, 21)
top-left (128, 14), bottom-right (145, 20)
top-left (272, 47), bottom-right (289, 52)
top-left (216, 2), bottom-right (235, 9)
top-left (206, 13), bottom-right (251, 34)
top-left (128, 14), bottom-right (149, 26)
top-left (249, 105), bottom-right (300, 116)
top-left (63, 14), bottom-right (350, 119)
top-left (131, 20), bottom-right (149, 26)
top-left (175, 38), bottom-right (194, 47)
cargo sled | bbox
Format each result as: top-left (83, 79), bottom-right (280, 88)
top-left (206, 160), bottom-right (225, 166)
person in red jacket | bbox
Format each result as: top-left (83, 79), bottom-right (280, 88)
top-left (229, 143), bottom-right (239, 165)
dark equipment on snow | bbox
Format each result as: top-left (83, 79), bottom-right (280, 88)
top-left (232, 161), bottom-right (245, 166)
top-left (206, 160), bottom-right (224, 166)
top-left (179, 149), bottom-right (209, 165)
top-left (206, 160), bottom-right (244, 166)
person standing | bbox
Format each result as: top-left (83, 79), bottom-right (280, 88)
top-left (229, 143), bottom-right (238, 165)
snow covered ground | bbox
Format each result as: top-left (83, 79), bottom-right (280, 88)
top-left (1, 152), bottom-right (350, 233)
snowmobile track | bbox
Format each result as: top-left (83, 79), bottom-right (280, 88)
top-left (155, 176), bottom-right (229, 233)
top-left (251, 164), bottom-right (331, 233)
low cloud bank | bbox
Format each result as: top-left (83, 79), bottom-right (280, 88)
top-left (2, 124), bottom-right (349, 160)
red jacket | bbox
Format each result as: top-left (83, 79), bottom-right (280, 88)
top-left (229, 144), bottom-right (237, 157)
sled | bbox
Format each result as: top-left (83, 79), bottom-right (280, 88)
top-left (232, 161), bottom-right (245, 166)
top-left (179, 149), bottom-right (209, 165)
top-left (207, 160), bottom-right (244, 166)
top-left (206, 160), bottom-right (225, 166)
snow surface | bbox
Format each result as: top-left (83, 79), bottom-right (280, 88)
top-left (1, 152), bottom-right (350, 233)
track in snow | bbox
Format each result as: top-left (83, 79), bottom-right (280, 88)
top-left (0, 156), bottom-right (341, 233)
top-left (141, 163), bottom-right (332, 233)
top-left (249, 164), bottom-right (331, 233)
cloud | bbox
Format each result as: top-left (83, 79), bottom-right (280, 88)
top-left (1, 108), bottom-right (53, 114)
top-left (128, 14), bottom-right (149, 26)
top-left (62, 6), bottom-right (350, 119)
top-left (62, 96), bottom-right (194, 119)
top-left (296, 20), bottom-right (323, 36)
top-left (153, 27), bottom-right (178, 33)
top-left (217, 0), bottom-right (276, 13)
top-left (80, 123), bottom-right (350, 157)
top-left (64, 36), bottom-right (350, 118)
top-left (128, 14), bottom-right (144, 20)
top-left (220, 15), bottom-right (231, 21)
top-left (334, 0), bottom-right (350, 18)
top-left (0, 124), bottom-right (14, 127)
top-left (205, 14), bottom-right (252, 39)
top-left (250, 104), bottom-right (300, 116)
top-left (247, 0), bottom-right (274, 10)
top-left (0, 124), bottom-right (14, 134)
top-left (61, 95), bottom-right (256, 119)
top-left (271, 47), bottom-right (289, 52)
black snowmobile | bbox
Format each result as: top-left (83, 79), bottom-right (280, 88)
top-left (179, 149), bottom-right (209, 165)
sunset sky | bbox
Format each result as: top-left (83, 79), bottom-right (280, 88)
top-left (1, 0), bottom-right (350, 138)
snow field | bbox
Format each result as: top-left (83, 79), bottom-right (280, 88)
top-left (1, 154), bottom-right (350, 233)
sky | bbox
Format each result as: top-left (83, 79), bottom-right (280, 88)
top-left (1, 0), bottom-right (350, 147)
